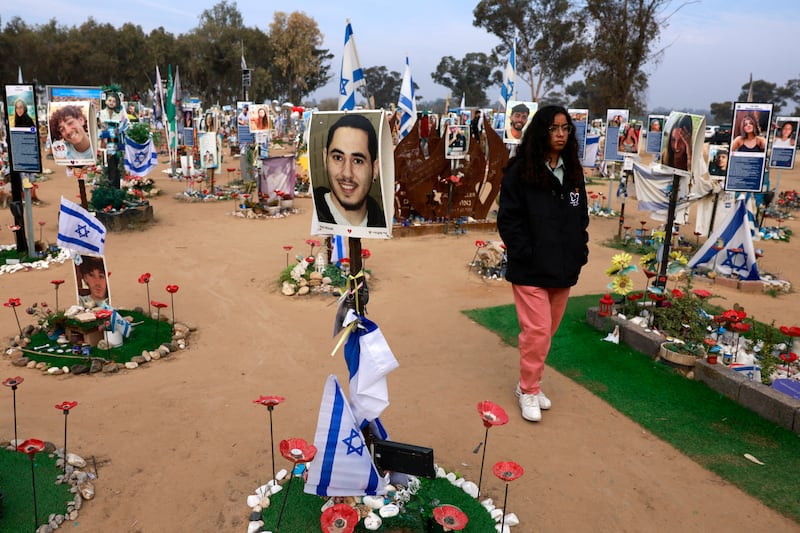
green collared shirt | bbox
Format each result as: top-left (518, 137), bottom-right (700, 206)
top-left (548, 156), bottom-right (565, 185)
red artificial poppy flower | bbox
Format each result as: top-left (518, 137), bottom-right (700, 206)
top-left (305, 239), bottom-right (321, 247)
top-left (279, 438), bottom-right (317, 464)
top-left (3, 376), bottom-right (24, 388)
top-left (361, 249), bottom-right (371, 259)
top-left (779, 326), bottom-right (800, 337)
top-left (151, 300), bottom-right (168, 309)
top-left (643, 270), bottom-right (657, 279)
top-left (103, 206), bottom-right (112, 213)
top-left (166, 284), bottom-right (180, 294)
top-left (94, 309), bottom-right (113, 320)
top-left (432, 504), bottom-right (469, 531)
top-left (780, 353), bottom-right (798, 363)
top-left (138, 273), bottom-right (151, 284)
top-left (590, 193), bottom-right (598, 199)
top-left (282, 245), bottom-right (293, 252)
top-left (39, 221), bottom-right (46, 227)
top-left (627, 292), bottom-right (644, 301)
top-left (648, 293), bottom-right (666, 302)
top-left (17, 438), bottom-right (46, 457)
top-left (55, 401), bottom-right (78, 411)
top-left (475, 240), bottom-right (486, 248)
top-left (703, 338), bottom-right (718, 347)
top-left (640, 220), bottom-right (647, 226)
top-left (320, 503), bottom-right (359, 533)
top-left (493, 460), bottom-right (524, 482)
top-left (477, 400), bottom-right (509, 428)
top-left (671, 289), bottom-right (684, 298)
top-left (306, 256), bottom-right (316, 264)
top-left (448, 174), bottom-right (461, 184)
top-left (4, 298), bottom-right (21, 307)
top-left (721, 309), bottom-right (745, 323)
top-left (51, 279), bottom-right (65, 287)
top-left (253, 395), bottom-right (285, 408)
top-left (692, 289), bottom-right (712, 299)
top-left (8, 225), bottom-right (21, 231)
top-left (340, 258), bottom-right (350, 266)
top-left (731, 322), bottom-right (751, 333)
top-left (693, 231), bottom-right (702, 237)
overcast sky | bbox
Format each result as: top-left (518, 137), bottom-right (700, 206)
top-left (8, 0), bottom-right (799, 115)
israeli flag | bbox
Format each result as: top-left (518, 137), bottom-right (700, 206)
top-left (500, 41), bottom-right (516, 107)
top-left (304, 375), bottom-right (386, 497)
top-left (397, 57), bottom-right (417, 139)
top-left (687, 196), bottom-right (760, 281)
top-left (338, 21), bottom-right (365, 111)
top-left (344, 313), bottom-right (399, 426)
top-left (57, 197), bottom-right (107, 256)
top-left (330, 235), bottom-right (348, 266)
top-left (110, 310), bottom-right (131, 338)
top-left (123, 137), bottom-right (157, 177)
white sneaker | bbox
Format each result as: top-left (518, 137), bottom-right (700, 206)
top-left (515, 383), bottom-right (551, 410)
top-left (519, 393), bottom-right (541, 422)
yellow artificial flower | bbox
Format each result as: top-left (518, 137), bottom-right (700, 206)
top-left (611, 275), bottom-right (634, 295)
top-left (640, 252), bottom-right (656, 268)
top-left (670, 250), bottom-right (688, 265)
top-left (611, 252), bottom-right (632, 269)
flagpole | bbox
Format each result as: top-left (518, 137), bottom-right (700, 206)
top-left (656, 173), bottom-right (681, 290)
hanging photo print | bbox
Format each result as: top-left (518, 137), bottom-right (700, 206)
top-left (569, 108), bottom-right (588, 160)
top-left (48, 101), bottom-right (97, 166)
top-left (768, 116), bottom-right (799, 169)
top-left (444, 123), bottom-right (469, 159)
top-left (645, 114), bottom-right (665, 155)
top-left (725, 102), bottom-right (772, 192)
top-left (708, 144), bottom-right (729, 177)
top-left (604, 108), bottom-right (628, 162)
top-left (308, 110), bottom-right (394, 239)
top-left (5, 84), bottom-right (42, 172)
top-left (658, 111), bottom-right (705, 178)
top-left (503, 100), bottom-right (537, 144)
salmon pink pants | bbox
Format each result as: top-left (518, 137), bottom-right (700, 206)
top-left (512, 285), bottom-right (571, 395)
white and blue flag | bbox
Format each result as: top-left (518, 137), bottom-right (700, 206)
top-left (124, 137), bottom-right (157, 177)
top-left (687, 195), bottom-right (760, 281)
top-left (397, 57), bottom-right (416, 139)
top-left (304, 375), bottom-right (387, 497)
top-left (110, 309), bottom-right (131, 338)
top-left (338, 21), bottom-right (365, 111)
top-left (500, 37), bottom-right (516, 107)
top-left (57, 197), bottom-right (107, 256)
top-left (343, 314), bottom-right (399, 426)
top-left (330, 235), bottom-right (348, 266)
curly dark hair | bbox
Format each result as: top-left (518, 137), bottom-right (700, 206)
top-left (505, 105), bottom-right (584, 189)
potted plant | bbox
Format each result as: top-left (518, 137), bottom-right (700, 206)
top-left (654, 280), bottom-right (714, 366)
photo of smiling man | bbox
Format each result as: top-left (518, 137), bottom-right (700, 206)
top-left (48, 101), bottom-right (97, 166)
top-left (309, 111), bottom-right (393, 238)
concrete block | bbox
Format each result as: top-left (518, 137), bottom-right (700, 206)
top-left (715, 276), bottom-right (739, 289)
top-left (738, 379), bottom-right (800, 430)
top-left (695, 360), bottom-right (746, 401)
top-left (619, 322), bottom-right (662, 359)
top-left (738, 280), bottom-right (763, 294)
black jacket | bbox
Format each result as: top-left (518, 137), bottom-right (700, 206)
top-left (497, 160), bottom-right (589, 288)
top-left (313, 186), bottom-right (387, 228)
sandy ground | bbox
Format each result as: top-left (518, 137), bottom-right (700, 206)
top-left (2, 152), bottom-right (799, 533)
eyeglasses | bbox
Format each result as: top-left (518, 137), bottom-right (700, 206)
top-left (548, 124), bottom-right (573, 134)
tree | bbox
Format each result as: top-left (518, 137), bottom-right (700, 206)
top-left (709, 101), bottom-right (733, 125)
top-left (431, 52), bottom-right (495, 107)
top-left (581, 0), bottom-right (680, 114)
top-left (268, 11), bottom-right (331, 104)
top-left (473, 0), bottom-right (585, 103)
top-left (736, 79), bottom-right (793, 114)
top-left (360, 66), bottom-right (402, 109)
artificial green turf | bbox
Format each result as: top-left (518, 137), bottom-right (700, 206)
top-left (0, 449), bottom-right (73, 530)
top-left (259, 475), bottom-right (496, 532)
top-left (463, 294), bottom-right (800, 524)
top-left (22, 309), bottom-right (174, 368)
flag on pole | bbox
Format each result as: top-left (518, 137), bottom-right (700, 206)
top-left (500, 38), bottom-right (516, 107)
top-left (343, 314), bottom-right (399, 427)
top-left (338, 20), bottom-right (365, 111)
top-left (397, 56), bottom-right (417, 139)
top-left (153, 66), bottom-right (165, 124)
top-left (17, 66), bottom-right (23, 83)
top-left (687, 195), bottom-right (760, 281)
top-left (124, 137), bottom-right (158, 177)
top-left (166, 65), bottom-right (175, 124)
top-left (304, 375), bottom-right (387, 497)
top-left (57, 197), bottom-right (107, 255)
top-left (110, 309), bottom-right (131, 338)
top-left (172, 66), bottom-right (182, 109)
top-left (330, 235), bottom-right (348, 265)
top-left (459, 93), bottom-right (465, 111)
top-left (241, 52), bottom-right (248, 70)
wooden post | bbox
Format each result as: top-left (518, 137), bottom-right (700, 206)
top-left (348, 237), bottom-right (365, 315)
top-left (656, 173), bottom-right (681, 290)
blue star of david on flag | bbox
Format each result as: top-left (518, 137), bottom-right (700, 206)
top-left (720, 243), bottom-right (749, 273)
top-left (124, 137), bottom-right (157, 177)
top-left (342, 428), bottom-right (365, 456)
top-left (57, 197), bottom-right (107, 255)
top-left (76, 224), bottom-right (90, 239)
